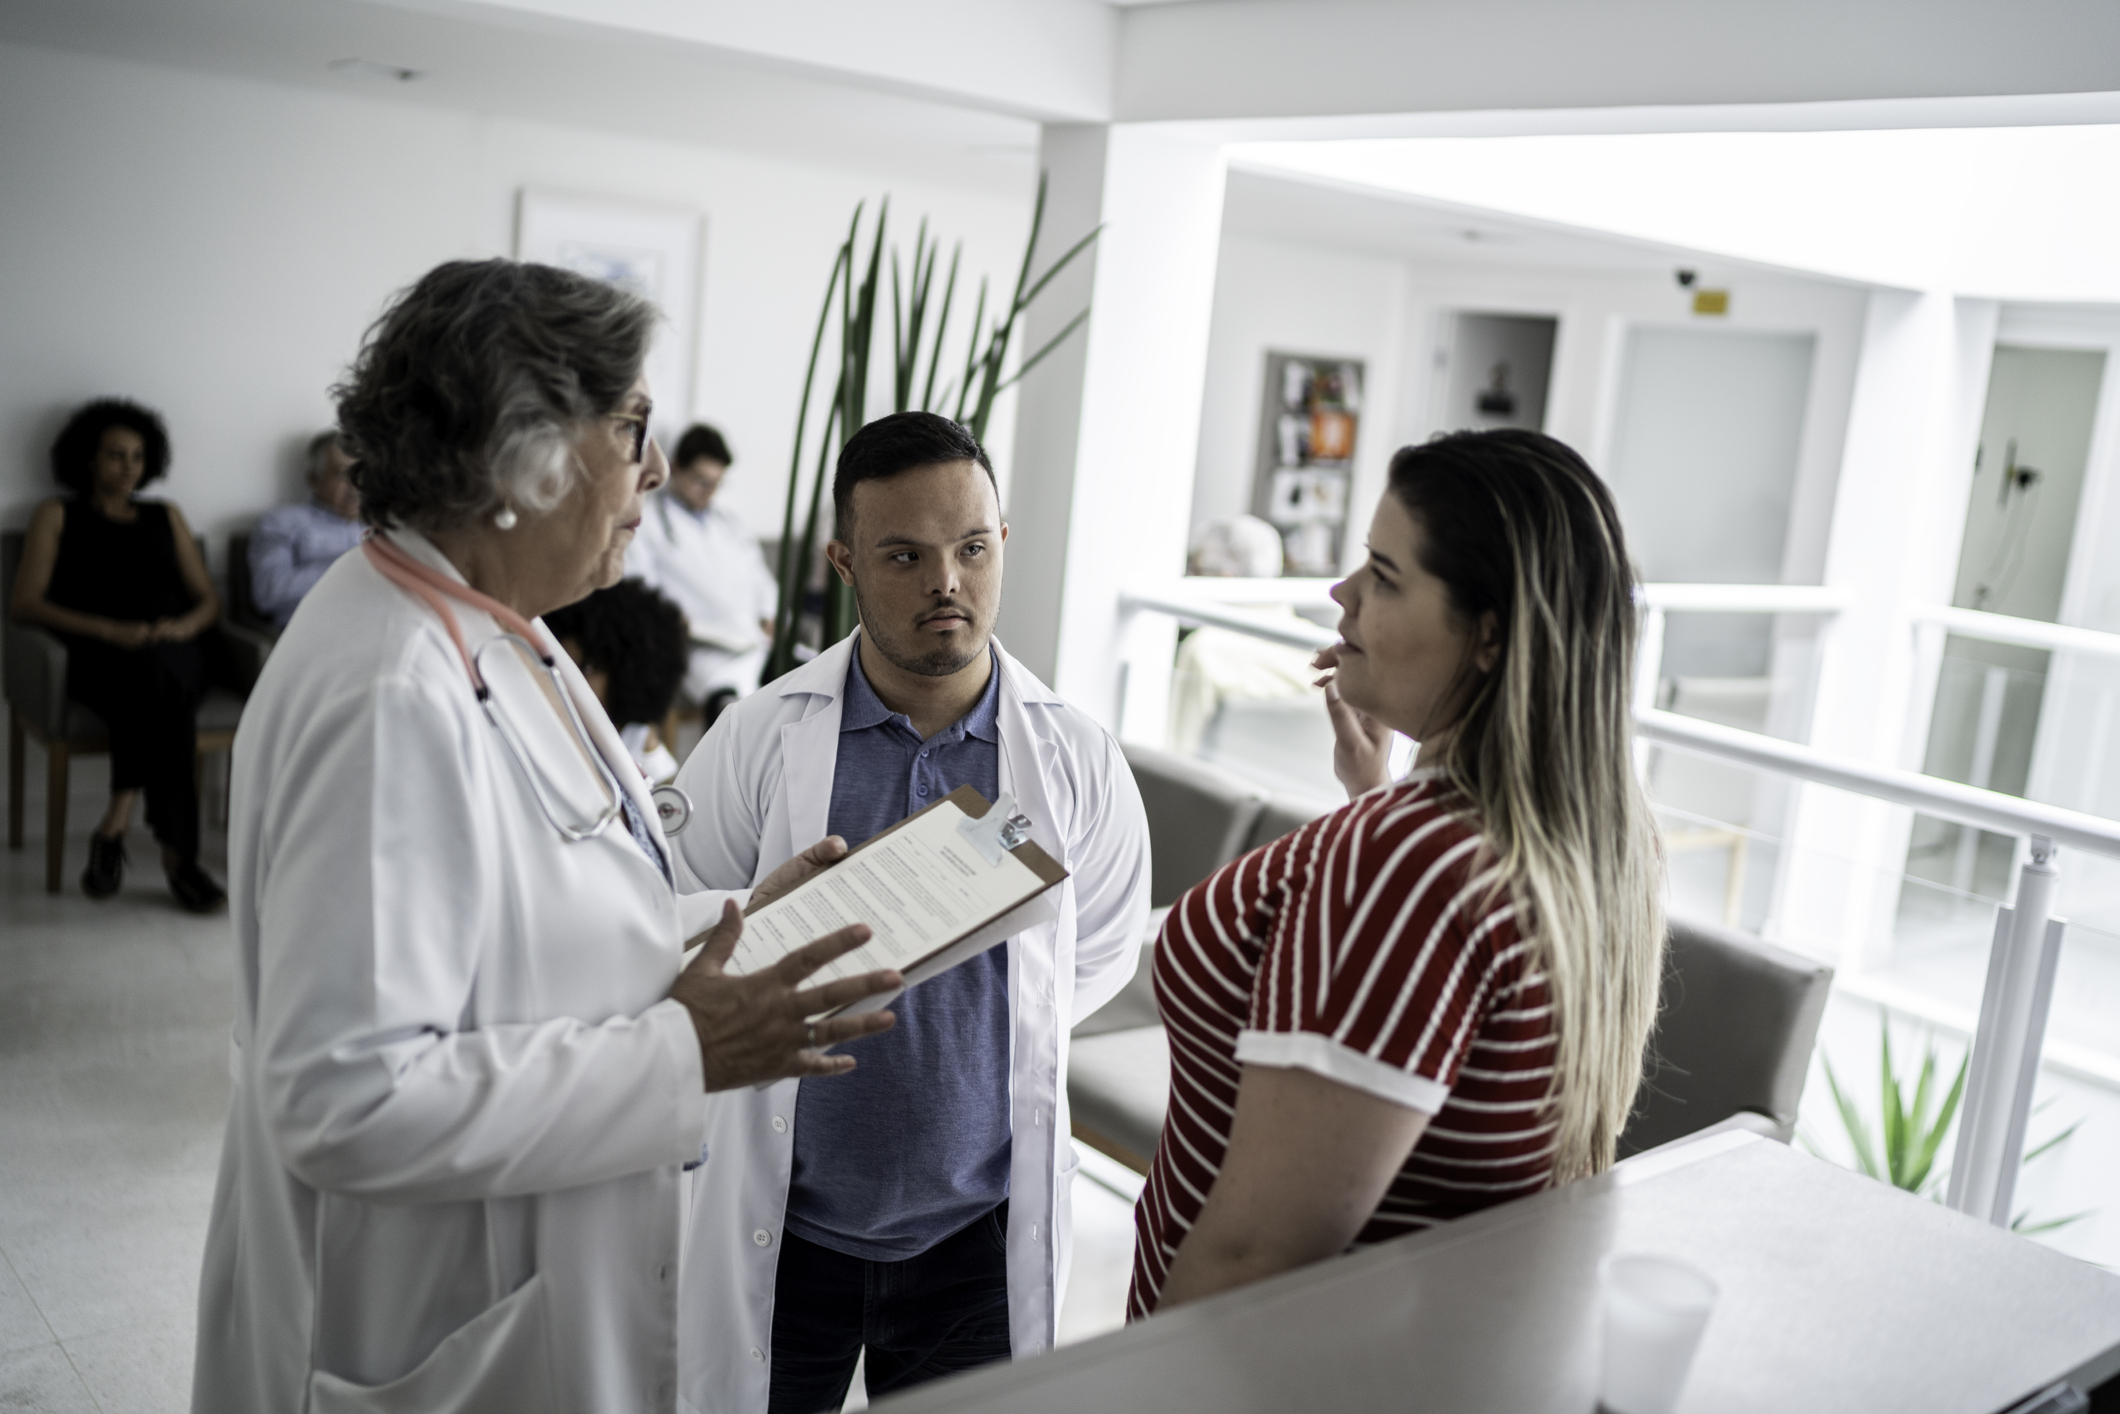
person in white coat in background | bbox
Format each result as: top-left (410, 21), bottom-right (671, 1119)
top-left (626, 422), bottom-right (780, 723)
top-left (671, 411), bottom-right (1152, 1414)
top-left (191, 259), bottom-right (903, 1414)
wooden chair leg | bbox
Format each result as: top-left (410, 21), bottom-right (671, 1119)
top-left (45, 741), bottom-right (69, 893)
top-left (7, 711), bottom-right (23, 850)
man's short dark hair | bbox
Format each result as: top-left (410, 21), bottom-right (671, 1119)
top-left (51, 398), bottom-right (171, 495)
top-left (832, 411), bottom-right (994, 536)
top-left (542, 578), bottom-right (689, 728)
top-left (675, 423), bottom-right (732, 469)
top-left (306, 429), bottom-right (342, 480)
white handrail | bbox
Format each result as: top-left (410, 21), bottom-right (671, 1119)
top-left (1637, 709), bottom-right (2120, 860)
top-left (1912, 604), bottom-right (2120, 662)
top-left (1119, 588), bottom-right (1339, 651)
top-left (1130, 577), bottom-right (1849, 615)
top-left (1639, 583), bottom-right (1848, 614)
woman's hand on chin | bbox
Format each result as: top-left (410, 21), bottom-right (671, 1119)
top-left (1313, 646), bottom-right (1393, 799)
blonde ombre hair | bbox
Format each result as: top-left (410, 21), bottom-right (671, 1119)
top-left (1390, 430), bottom-right (1664, 1182)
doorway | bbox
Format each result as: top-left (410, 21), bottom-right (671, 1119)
top-left (1436, 312), bottom-right (1557, 435)
top-left (1906, 344), bottom-right (2106, 903)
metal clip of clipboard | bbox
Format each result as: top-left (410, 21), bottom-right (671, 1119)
top-left (957, 791), bottom-right (1033, 865)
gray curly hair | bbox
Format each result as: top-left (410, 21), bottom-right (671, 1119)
top-left (335, 259), bottom-right (657, 534)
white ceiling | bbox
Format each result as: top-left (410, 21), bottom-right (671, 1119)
top-left (1219, 165), bottom-right (1824, 285)
top-left (1235, 127), bottom-right (2120, 301)
top-left (0, 0), bottom-right (1044, 195)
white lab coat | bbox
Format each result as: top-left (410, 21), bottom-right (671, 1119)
top-left (193, 530), bottom-right (738, 1414)
top-left (670, 633), bottom-right (1151, 1414)
top-left (626, 494), bottom-right (779, 701)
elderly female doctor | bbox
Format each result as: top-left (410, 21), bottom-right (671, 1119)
top-left (192, 260), bottom-right (901, 1414)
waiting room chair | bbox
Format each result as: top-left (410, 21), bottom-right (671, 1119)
top-left (1122, 743), bottom-right (1265, 909)
top-left (4, 530), bottom-right (259, 892)
top-left (1241, 790), bottom-right (1336, 854)
top-left (1615, 915), bottom-right (1834, 1158)
top-left (1068, 911), bottom-right (1834, 1176)
top-left (224, 530), bottom-right (280, 639)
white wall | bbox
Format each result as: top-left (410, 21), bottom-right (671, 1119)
top-left (1189, 229), bottom-right (1870, 584)
top-left (1188, 233), bottom-right (1407, 559)
top-left (0, 40), bottom-right (1032, 571)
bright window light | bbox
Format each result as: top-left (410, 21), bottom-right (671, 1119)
top-left (1231, 127), bottom-right (2120, 301)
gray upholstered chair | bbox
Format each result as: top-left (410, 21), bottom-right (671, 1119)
top-left (225, 530), bottom-right (281, 639)
top-left (1616, 915), bottom-right (1834, 1157)
top-left (4, 529), bottom-right (256, 892)
top-left (1241, 790), bottom-right (1336, 854)
top-left (1067, 1027), bottom-right (1170, 1173)
top-left (1067, 912), bottom-right (1834, 1176)
top-left (1122, 742), bottom-right (1264, 909)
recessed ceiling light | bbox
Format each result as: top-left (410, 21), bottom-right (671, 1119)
top-left (329, 57), bottom-right (422, 83)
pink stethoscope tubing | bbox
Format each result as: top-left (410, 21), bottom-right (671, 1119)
top-left (362, 534), bottom-right (625, 843)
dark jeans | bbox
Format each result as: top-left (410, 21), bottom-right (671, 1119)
top-left (66, 638), bottom-right (204, 861)
top-left (766, 1203), bottom-right (1012, 1414)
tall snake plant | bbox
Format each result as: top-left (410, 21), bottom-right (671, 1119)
top-left (763, 174), bottom-right (1101, 683)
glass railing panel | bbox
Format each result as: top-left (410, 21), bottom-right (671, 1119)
top-left (1796, 990), bottom-right (2116, 1266)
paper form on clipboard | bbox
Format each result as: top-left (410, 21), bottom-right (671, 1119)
top-left (727, 785), bottom-right (1067, 1009)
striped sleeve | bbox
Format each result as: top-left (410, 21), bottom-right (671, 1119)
top-left (1234, 792), bottom-right (1517, 1115)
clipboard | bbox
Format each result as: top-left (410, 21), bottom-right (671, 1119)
top-left (731, 784), bottom-right (1068, 1026)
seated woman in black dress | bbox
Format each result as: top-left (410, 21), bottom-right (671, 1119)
top-left (10, 398), bottom-right (226, 911)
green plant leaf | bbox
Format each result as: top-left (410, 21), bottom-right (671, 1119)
top-left (1909, 1051), bottom-right (1968, 1197)
top-left (993, 308), bottom-right (1091, 394)
top-left (1879, 1023), bottom-right (1911, 1189)
top-left (1822, 1055), bottom-right (1881, 1181)
top-left (2022, 1119), bottom-right (2082, 1166)
top-left (2013, 1208), bottom-right (2092, 1235)
top-left (921, 242), bottom-right (960, 413)
top-left (1014, 222), bottom-right (1105, 313)
top-left (766, 236), bottom-right (852, 684)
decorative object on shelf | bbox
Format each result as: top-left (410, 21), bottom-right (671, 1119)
top-left (514, 189), bottom-right (703, 432)
top-left (1252, 352), bottom-right (1364, 576)
top-left (763, 174), bottom-right (1100, 682)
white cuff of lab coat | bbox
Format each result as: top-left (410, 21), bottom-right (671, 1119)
top-left (648, 998), bottom-right (713, 1159)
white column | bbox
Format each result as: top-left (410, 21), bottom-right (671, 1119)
top-left (998, 123), bottom-right (1228, 737)
top-left (1770, 291), bottom-right (1997, 965)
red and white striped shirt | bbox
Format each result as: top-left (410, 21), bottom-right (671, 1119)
top-left (1128, 770), bottom-right (1557, 1317)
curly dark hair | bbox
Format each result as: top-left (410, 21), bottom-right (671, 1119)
top-left (50, 398), bottom-right (171, 494)
top-left (334, 259), bottom-right (657, 534)
top-left (543, 578), bottom-right (689, 728)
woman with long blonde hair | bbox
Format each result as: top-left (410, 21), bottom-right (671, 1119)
top-left (1131, 429), bottom-right (1664, 1314)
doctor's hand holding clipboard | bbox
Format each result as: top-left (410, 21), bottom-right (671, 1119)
top-left (670, 834), bottom-right (904, 1086)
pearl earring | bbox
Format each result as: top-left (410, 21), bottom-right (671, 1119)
top-left (494, 505), bottom-right (518, 531)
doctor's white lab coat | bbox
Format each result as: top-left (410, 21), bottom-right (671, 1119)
top-left (670, 633), bottom-right (1151, 1414)
top-left (193, 530), bottom-right (736, 1414)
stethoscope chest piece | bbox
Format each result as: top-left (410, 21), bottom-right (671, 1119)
top-left (652, 784), bottom-right (693, 837)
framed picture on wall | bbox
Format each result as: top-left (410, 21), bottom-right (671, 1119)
top-left (1251, 351), bottom-right (1364, 575)
top-left (515, 189), bottom-right (704, 434)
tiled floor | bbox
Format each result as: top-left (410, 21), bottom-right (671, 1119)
top-left (2, 755), bottom-right (231, 1413)
top-left (1, 752), bottom-right (1140, 1413)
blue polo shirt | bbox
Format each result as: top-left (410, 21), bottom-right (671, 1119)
top-left (781, 642), bottom-right (1012, 1261)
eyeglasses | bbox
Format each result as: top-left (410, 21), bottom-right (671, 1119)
top-left (609, 412), bottom-right (650, 464)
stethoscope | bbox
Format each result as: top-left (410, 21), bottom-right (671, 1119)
top-left (363, 535), bottom-right (693, 840)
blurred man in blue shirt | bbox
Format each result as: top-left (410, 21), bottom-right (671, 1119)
top-left (249, 431), bottom-right (362, 628)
